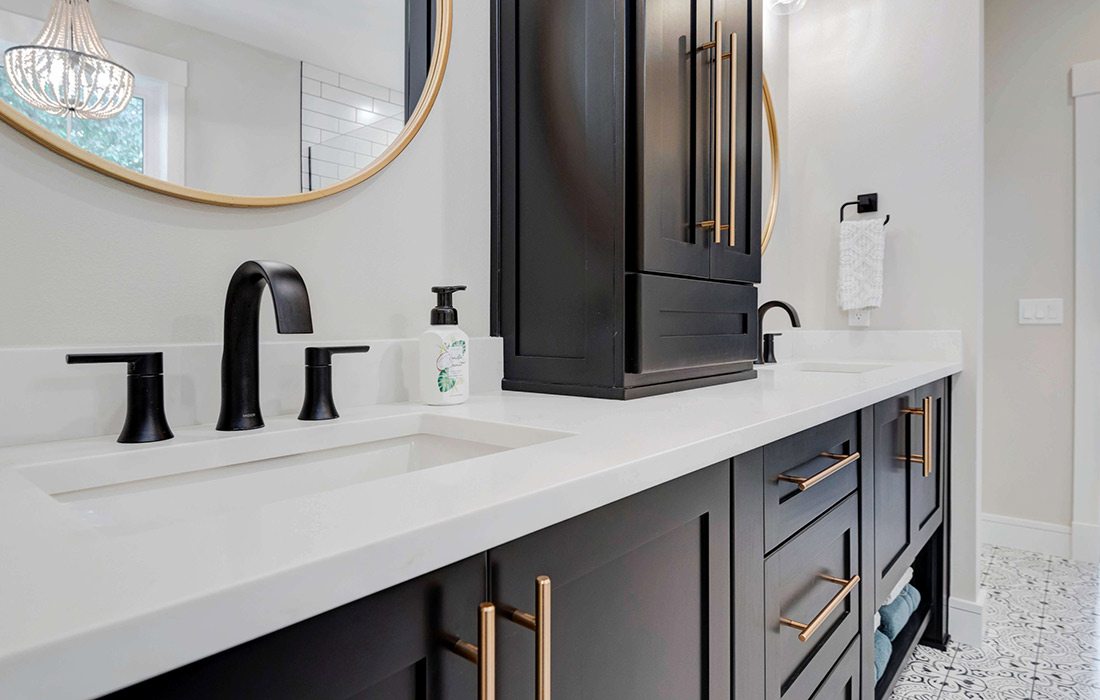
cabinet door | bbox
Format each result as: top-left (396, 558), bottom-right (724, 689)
top-left (103, 557), bottom-right (485, 700)
top-left (635, 0), bottom-right (711, 279)
top-left (489, 462), bottom-right (730, 699)
top-left (710, 0), bottom-right (761, 284)
top-left (909, 380), bottom-right (946, 551)
top-left (810, 637), bottom-right (861, 700)
top-left (873, 391), bottom-right (914, 605)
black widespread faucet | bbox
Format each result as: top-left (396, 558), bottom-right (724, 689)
top-left (757, 300), bottom-right (802, 364)
top-left (217, 261), bottom-right (314, 431)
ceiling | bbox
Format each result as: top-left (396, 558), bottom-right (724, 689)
top-left (110, 0), bottom-right (406, 87)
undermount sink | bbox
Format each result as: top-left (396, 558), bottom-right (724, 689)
top-left (777, 361), bottom-right (890, 374)
top-left (19, 413), bottom-right (570, 533)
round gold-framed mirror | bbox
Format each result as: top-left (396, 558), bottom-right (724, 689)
top-left (761, 73), bottom-right (780, 253)
top-left (0, 0), bottom-right (452, 207)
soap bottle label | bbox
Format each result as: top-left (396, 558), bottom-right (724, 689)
top-left (434, 336), bottom-right (467, 395)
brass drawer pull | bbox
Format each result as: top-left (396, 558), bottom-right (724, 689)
top-left (901, 396), bottom-right (934, 478)
top-left (448, 602), bottom-right (496, 700)
top-left (777, 452), bottom-right (860, 491)
top-left (504, 576), bottom-right (552, 699)
top-left (779, 574), bottom-right (861, 642)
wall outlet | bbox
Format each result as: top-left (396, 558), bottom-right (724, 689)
top-left (1018, 298), bottom-right (1064, 325)
top-left (848, 308), bottom-right (872, 327)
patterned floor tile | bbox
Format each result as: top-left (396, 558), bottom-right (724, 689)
top-left (891, 545), bottom-right (1100, 700)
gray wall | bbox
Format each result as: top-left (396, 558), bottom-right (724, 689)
top-left (0, 1), bottom-right (490, 346)
top-left (983, 0), bottom-right (1100, 530)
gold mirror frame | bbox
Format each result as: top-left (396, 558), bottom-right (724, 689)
top-left (0, 0), bottom-right (452, 207)
top-left (762, 73), bottom-right (780, 253)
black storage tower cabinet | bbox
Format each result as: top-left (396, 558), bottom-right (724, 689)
top-left (494, 0), bottom-right (764, 399)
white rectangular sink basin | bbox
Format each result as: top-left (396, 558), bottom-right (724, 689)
top-left (783, 361), bottom-right (890, 374)
top-left (19, 414), bottom-right (571, 533)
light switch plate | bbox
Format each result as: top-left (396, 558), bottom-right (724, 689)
top-left (1019, 298), bottom-right (1064, 325)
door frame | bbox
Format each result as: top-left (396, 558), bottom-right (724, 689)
top-left (1071, 59), bottom-right (1100, 563)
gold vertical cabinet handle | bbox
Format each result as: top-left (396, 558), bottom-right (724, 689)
top-left (696, 23), bottom-right (723, 243)
top-left (726, 32), bottom-right (737, 247)
top-left (777, 452), bottom-right (860, 491)
top-left (779, 574), bottom-right (861, 642)
top-left (449, 602), bottom-right (496, 700)
top-left (503, 575), bottom-right (552, 700)
top-left (712, 22), bottom-right (723, 245)
top-left (901, 396), bottom-right (934, 478)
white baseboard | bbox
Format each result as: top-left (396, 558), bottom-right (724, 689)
top-left (982, 513), bottom-right (1071, 558)
top-left (1072, 521), bottom-right (1100, 563)
top-left (949, 592), bottom-right (985, 648)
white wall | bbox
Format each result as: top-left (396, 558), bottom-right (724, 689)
top-left (0, 1), bottom-right (490, 346)
top-left (983, 0), bottom-right (1100, 532)
top-left (760, 0), bottom-right (986, 617)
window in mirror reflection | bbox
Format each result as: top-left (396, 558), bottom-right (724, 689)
top-left (0, 0), bottom-right (426, 197)
top-left (0, 70), bottom-right (145, 173)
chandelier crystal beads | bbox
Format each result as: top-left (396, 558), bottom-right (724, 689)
top-left (4, 0), bottom-right (134, 120)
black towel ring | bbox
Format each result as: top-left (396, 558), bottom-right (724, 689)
top-left (840, 192), bottom-right (890, 226)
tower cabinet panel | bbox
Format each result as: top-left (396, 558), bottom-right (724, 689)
top-left (494, 0), bottom-right (763, 399)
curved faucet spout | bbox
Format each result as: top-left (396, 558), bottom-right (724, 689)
top-left (217, 261), bottom-right (313, 431)
top-left (757, 300), bottom-right (802, 364)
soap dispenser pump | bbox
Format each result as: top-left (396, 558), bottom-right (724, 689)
top-left (420, 285), bottom-right (470, 405)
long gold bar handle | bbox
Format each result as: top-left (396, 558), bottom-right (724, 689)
top-left (448, 602), bottom-right (496, 700)
top-left (779, 574), bottom-right (861, 643)
top-left (504, 576), bottom-right (552, 700)
top-left (714, 23), bottom-right (723, 244)
top-left (901, 396), bottom-right (934, 477)
top-left (777, 452), bottom-right (860, 491)
top-left (696, 22), bottom-right (723, 243)
top-left (726, 32), bottom-right (737, 247)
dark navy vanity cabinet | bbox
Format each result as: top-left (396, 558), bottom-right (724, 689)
top-left (492, 0), bottom-right (764, 399)
top-left (101, 380), bottom-right (951, 700)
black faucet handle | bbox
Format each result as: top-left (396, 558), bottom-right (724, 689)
top-left (299, 346), bottom-right (371, 421)
top-left (761, 333), bottom-right (783, 365)
top-left (304, 345), bottom-right (371, 367)
top-left (66, 352), bottom-right (174, 444)
top-left (67, 352), bottom-right (164, 376)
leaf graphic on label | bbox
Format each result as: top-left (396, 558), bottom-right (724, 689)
top-left (438, 369), bottom-right (456, 393)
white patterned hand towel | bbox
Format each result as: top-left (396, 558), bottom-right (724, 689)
top-left (837, 218), bottom-right (887, 312)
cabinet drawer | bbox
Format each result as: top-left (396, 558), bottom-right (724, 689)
top-left (628, 273), bottom-right (758, 373)
top-left (764, 414), bottom-right (860, 552)
top-left (810, 636), bottom-right (861, 700)
top-left (765, 494), bottom-right (861, 700)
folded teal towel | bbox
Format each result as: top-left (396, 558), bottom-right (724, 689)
top-left (879, 584), bottom-right (921, 640)
top-left (874, 629), bottom-right (892, 681)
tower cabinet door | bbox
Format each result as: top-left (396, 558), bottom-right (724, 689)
top-left (102, 557), bottom-right (486, 700)
top-left (488, 462), bottom-right (731, 699)
top-left (634, 0), bottom-right (760, 284)
top-left (635, 0), bottom-right (711, 279)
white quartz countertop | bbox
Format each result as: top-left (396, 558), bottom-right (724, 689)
top-left (0, 335), bottom-right (962, 699)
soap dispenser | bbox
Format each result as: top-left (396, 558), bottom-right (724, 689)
top-left (420, 285), bottom-right (470, 405)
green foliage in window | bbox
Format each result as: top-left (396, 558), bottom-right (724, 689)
top-left (0, 72), bottom-right (145, 173)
